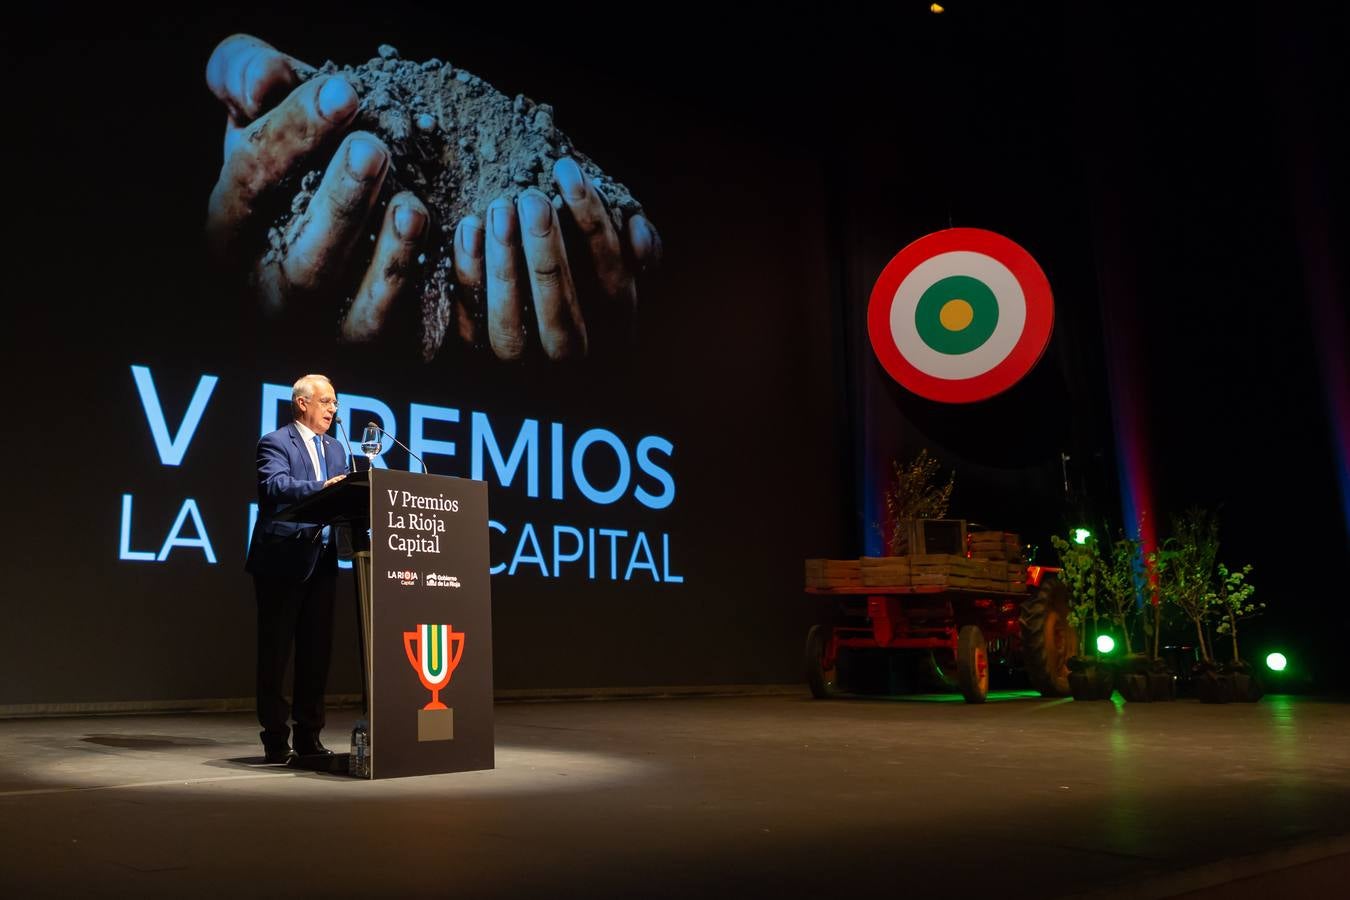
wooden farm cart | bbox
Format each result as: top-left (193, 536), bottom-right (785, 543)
top-left (803, 558), bottom-right (1073, 703)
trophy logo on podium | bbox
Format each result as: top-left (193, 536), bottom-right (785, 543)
top-left (403, 624), bottom-right (464, 742)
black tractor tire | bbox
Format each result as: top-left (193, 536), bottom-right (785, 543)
top-left (957, 625), bottom-right (990, 704)
top-left (1020, 578), bottom-right (1076, 697)
top-left (804, 625), bottom-right (842, 699)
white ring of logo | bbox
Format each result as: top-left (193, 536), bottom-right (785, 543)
top-left (888, 250), bottom-right (1027, 380)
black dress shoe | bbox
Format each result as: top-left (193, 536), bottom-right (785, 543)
top-left (263, 745), bottom-right (294, 764)
top-left (293, 736), bottom-right (332, 756)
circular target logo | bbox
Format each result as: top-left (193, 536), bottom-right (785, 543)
top-left (867, 228), bottom-right (1054, 403)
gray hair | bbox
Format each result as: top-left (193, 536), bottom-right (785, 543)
top-left (291, 374), bottom-right (334, 414)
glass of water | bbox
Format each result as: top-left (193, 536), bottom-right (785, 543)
top-left (360, 423), bottom-right (381, 470)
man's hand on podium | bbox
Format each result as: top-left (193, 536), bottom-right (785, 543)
top-left (323, 474), bottom-right (348, 489)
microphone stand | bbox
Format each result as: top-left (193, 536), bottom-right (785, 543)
top-left (333, 415), bottom-right (355, 474)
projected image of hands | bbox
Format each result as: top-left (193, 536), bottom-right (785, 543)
top-left (204, 34), bottom-right (661, 364)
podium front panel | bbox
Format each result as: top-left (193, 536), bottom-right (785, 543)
top-left (368, 469), bottom-right (493, 778)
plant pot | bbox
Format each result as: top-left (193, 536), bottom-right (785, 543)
top-left (1147, 671), bottom-right (1177, 701)
top-left (1119, 673), bottom-right (1152, 702)
top-left (1229, 672), bottom-right (1263, 702)
top-left (1069, 667), bottom-right (1115, 701)
top-left (1194, 670), bottom-right (1233, 704)
top-left (1119, 671), bottom-right (1175, 702)
top-left (1117, 655), bottom-right (1175, 703)
top-left (1222, 663), bottom-right (1264, 703)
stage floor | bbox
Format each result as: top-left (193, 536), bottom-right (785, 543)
top-left (2, 691), bottom-right (1349, 898)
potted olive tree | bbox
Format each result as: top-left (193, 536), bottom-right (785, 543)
top-left (1155, 509), bottom-right (1228, 702)
top-left (1104, 531), bottom-right (1176, 702)
top-left (1209, 562), bottom-right (1263, 702)
top-left (1050, 533), bottom-right (1114, 700)
top-left (883, 449), bottom-right (955, 555)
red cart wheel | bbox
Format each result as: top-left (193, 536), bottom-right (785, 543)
top-left (957, 625), bottom-right (990, 704)
top-left (804, 625), bottom-right (841, 699)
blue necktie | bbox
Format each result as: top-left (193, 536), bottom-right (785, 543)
top-left (313, 435), bottom-right (330, 546)
top-left (313, 435), bottom-right (328, 480)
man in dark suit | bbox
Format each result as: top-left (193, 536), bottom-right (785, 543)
top-left (246, 374), bottom-right (348, 762)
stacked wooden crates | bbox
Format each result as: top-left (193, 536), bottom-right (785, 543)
top-left (805, 521), bottom-right (1027, 593)
top-left (961, 529), bottom-right (1027, 592)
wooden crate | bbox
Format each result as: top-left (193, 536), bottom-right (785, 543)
top-left (860, 556), bottom-right (911, 587)
top-left (969, 530), bottom-right (1022, 561)
top-left (805, 558), bottom-right (862, 589)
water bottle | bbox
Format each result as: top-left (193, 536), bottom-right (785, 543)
top-left (349, 719), bottom-right (370, 778)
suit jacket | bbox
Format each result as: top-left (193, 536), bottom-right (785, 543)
top-left (245, 423), bottom-right (348, 582)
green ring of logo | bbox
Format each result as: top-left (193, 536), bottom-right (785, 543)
top-left (914, 275), bottom-right (999, 355)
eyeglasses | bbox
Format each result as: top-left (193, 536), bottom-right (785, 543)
top-left (303, 397), bottom-right (339, 410)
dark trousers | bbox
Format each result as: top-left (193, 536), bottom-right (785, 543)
top-left (254, 547), bottom-right (337, 747)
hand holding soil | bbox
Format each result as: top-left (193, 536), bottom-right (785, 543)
top-left (204, 35), bottom-right (660, 363)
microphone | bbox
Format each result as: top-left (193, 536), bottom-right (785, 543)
top-left (369, 421), bottom-right (429, 475)
top-left (333, 415), bottom-right (354, 474)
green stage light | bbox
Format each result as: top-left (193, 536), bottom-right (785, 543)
top-left (1096, 634), bottom-right (1116, 654)
top-left (1073, 528), bottom-right (1092, 545)
top-left (1266, 652), bottom-right (1288, 672)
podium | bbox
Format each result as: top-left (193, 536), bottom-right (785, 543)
top-left (279, 468), bottom-right (493, 779)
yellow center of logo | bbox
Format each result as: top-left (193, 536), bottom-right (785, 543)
top-left (939, 298), bottom-right (975, 331)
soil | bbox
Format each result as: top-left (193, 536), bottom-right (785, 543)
top-left (265, 44), bottom-right (644, 360)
